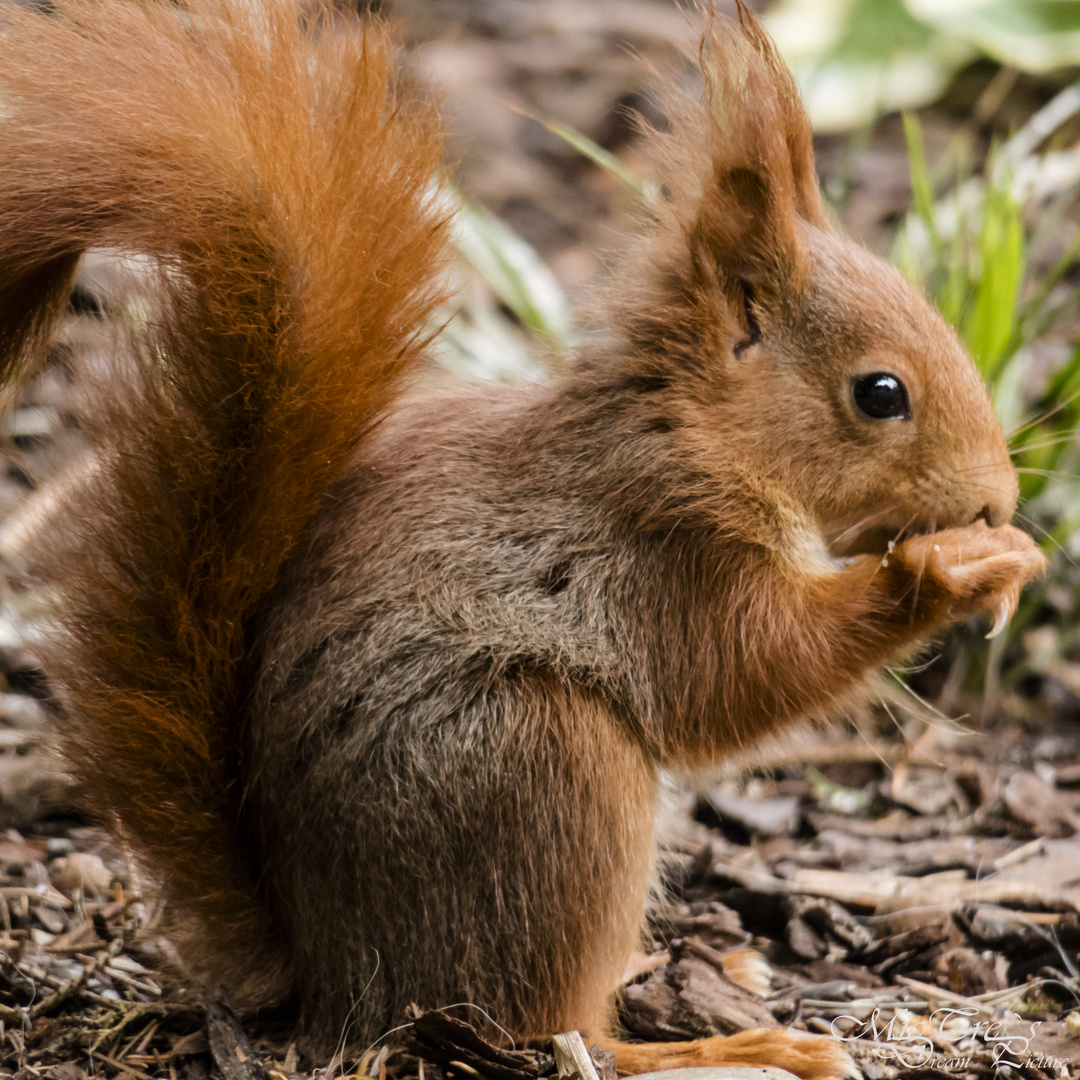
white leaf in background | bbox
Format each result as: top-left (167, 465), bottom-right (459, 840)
top-left (908, 0), bottom-right (1080, 74)
top-left (765, 0), bottom-right (974, 131)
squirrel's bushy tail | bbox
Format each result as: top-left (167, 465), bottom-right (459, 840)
top-left (0, 0), bottom-right (448, 1000)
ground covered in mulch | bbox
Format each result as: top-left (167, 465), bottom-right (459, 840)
top-left (0, 705), bottom-right (1075, 1080)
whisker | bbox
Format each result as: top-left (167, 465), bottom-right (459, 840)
top-left (856, 709), bottom-right (893, 773)
top-left (1011, 508), bottom-right (1050, 535)
top-left (878, 694), bottom-right (905, 742)
top-left (1008, 386), bottom-right (1080, 440)
top-left (1014, 466), bottom-right (1073, 479)
top-left (885, 668), bottom-right (973, 736)
top-left (889, 653), bottom-right (941, 677)
top-left (1012, 509), bottom-right (1071, 562)
top-left (1009, 433), bottom-right (1080, 454)
top-left (830, 497), bottom-right (905, 548)
top-left (909, 513), bottom-right (931, 625)
top-left (952, 467), bottom-right (1020, 491)
top-left (953, 468), bottom-right (1055, 499)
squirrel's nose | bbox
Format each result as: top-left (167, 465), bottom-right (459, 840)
top-left (980, 501), bottom-right (1013, 528)
top-left (969, 456), bottom-right (1018, 528)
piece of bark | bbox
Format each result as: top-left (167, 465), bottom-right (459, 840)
top-left (586, 1045), bottom-right (616, 1080)
top-left (1002, 772), bottom-right (1077, 839)
top-left (813, 829), bottom-right (1013, 877)
top-left (780, 894), bottom-right (873, 960)
top-left (663, 902), bottom-right (749, 951)
top-left (856, 922), bottom-right (950, 964)
top-left (205, 999), bottom-right (267, 1080)
top-left (621, 955), bottom-right (779, 1041)
top-left (792, 843), bottom-right (1080, 910)
top-left (935, 947), bottom-right (1004, 997)
top-left (407, 1009), bottom-right (555, 1080)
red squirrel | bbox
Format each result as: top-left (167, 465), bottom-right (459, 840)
top-left (0, 1), bottom-right (1045, 1077)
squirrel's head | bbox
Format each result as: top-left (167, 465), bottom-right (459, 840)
top-left (608, 3), bottom-right (1016, 558)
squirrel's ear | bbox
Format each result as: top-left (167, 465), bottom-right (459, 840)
top-left (694, 163), bottom-right (799, 291)
top-left (689, 3), bottom-right (828, 290)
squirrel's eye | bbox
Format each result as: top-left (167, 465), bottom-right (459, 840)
top-left (851, 372), bottom-right (910, 420)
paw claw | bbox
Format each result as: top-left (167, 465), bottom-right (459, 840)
top-left (985, 595), bottom-right (1013, 639)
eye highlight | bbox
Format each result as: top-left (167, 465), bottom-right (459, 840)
top-left (851, 372), bottom-right (910, 420)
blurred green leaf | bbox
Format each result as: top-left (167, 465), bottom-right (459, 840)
top-left (964, 183), bottom-right (1025, 381)
top-left (805, 766), bottom-right (874, 815)
top-left (769, 0), bottom-right (1080, 131)
top-left (429, 186), bottom-right (573, 384)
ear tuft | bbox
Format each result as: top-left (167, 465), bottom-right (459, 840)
top-left (730, 0), bottom-right (828, 230)
top-left (673, 3), bottom-right (830, 293)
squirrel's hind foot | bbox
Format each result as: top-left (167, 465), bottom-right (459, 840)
top-left (600, 1029), bottom-right (859, 1080)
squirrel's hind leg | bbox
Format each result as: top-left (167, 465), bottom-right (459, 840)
top-left (249, 663), bottom-right (658, 1052)
top-left (494, 678), bottom-right (659, 1040)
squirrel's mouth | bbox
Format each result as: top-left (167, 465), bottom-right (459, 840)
top-left (825, 503), bottom-right (996, 559)
top-left (826, 525), bottom-right (906, 559)
top-left (823, 508), bottom-right (941, 559)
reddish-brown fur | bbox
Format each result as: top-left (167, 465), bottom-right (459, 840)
top-left (0, 2), bottom-right (1044, 1079)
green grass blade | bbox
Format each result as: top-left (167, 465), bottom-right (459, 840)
top-left (452, 190), bottom-right (572, 347)
top-left (902, 112), bottom-right (940, 243)
top-left (963, 183), bottom-right (1025, 380)
top-left (536, 118), bottom-right (657, 203)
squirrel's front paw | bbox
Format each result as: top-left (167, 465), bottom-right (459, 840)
top-left (893, 521), bottom-right (1046, 635)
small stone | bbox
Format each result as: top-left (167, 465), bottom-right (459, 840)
top-left (49, 851), bottom-right (113, 895)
